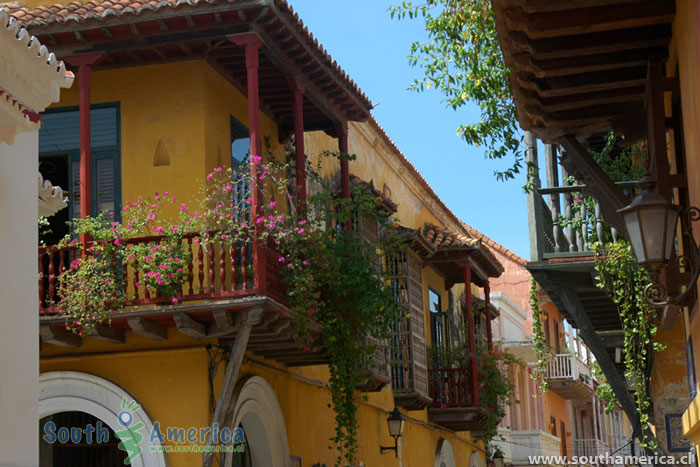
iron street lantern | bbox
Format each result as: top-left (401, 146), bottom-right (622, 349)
top-left (380, 407), bottom-right (404, 458)
top-left (617, 177), bottom-right (681, 272)
top-left (617, 176), bottom-right (700, 306)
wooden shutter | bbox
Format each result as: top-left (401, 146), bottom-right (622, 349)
top-left (94, 154), bottom-right (116, 221)
top-left (407, 251), bottom-right (429, 400)
top-left (69, 155), bottom-right (81, 220)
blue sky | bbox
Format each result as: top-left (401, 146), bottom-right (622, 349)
top-left (290, 0), bottom-right (531, 259)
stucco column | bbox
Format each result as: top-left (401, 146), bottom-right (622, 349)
top-left (229, 34), bottom-right (266, 293)
top-left (0, 131), bottom-right (39, 467)
top-left (289, 78), bottom-right (306, 215)
top-left (463, 262), bottom-right (479, 406)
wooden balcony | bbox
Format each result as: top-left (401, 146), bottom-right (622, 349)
top-left (37, 233), bottom-right (327, 366)
top-left (427, 367), bottom-right (488, 432)
top-left (355, 336), bottom-right (390, 392)
top-left (547, 353), bottom-right (595, 399)
top-left (572, 438), bottom-right (610, 459)
top-left (526, 153), bottom-right (638, 376)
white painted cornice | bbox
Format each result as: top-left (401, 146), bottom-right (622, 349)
top-left (38, 172), bottom-right (67, 217)
top-left (0, 10), bottom-right (73, 113)
top-left (0, 90), bottom-right (39, 144)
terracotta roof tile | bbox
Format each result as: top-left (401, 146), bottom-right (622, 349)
top-left (422, 223), bottom-right (479, 250)
top-left (461, 222), bottom-right (527, 267)
top-left (332, 173), bottom-right (397, 215)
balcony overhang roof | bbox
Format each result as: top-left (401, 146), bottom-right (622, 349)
top-left (492, 0), bottom-right (675, 142)
top-left (4, 0), bottom-right (373, 134)
top-left (400, 222), bottom-right (504, 287)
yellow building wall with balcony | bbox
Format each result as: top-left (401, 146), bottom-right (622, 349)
top-left (42, 59), bottom-right (487, 466)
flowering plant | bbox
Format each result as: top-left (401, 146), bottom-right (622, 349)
top-left (120, 194), bottom-right (191, 300)
top-left (477, 348), bottom-right (522, 448)
top-left (56, 253), bottom-right (124, 335)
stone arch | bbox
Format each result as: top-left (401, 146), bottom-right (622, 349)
top-left (435, 438), bottom-right (457, 467)
top-left (223, 375), bottom-right (291, 467)
top-left (39, 371), bottom-right (166, 467)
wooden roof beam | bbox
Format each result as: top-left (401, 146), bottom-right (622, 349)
top-left (510, 24), bottom-right (672, 60)
top-left (501, 0), bottom-right (647, 14)
top-left (245, 27), bottom-right (348, 126)
top-left (47, 22), bottom-right (252, 58)
top-left (521, 85), bottom-right (645, 112)
top-left (516, 66), bottom-right (647, 97)
top-left (512, 46), bottom-right (668, 78)
top-left (502, 0), bottom-right (674, 39)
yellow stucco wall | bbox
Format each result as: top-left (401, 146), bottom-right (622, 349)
top-left (669, 0), bottom-right (700, 447)
top-left (41, 58), bottom-right (491, 465)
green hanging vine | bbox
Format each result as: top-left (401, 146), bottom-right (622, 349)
top-left (593, 241), bottom-right (665, 448)
top-left (529, 278), bottom-right (550, 393)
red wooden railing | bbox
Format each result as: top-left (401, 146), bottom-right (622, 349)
top-left (38, 232), bottom-right (284, 315)
top-left (428, 367), bottom-right (475, 408)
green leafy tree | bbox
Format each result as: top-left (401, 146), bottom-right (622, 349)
top-left (389, 0), bottom-right (522, 181)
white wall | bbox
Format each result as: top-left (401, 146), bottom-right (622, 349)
top-left (0, 130), bottom-right (39, 467)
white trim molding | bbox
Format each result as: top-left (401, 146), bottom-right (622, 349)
top-left (224, 375), bottom-right (291, 467)
top-left (435, 438), bottom-right (457, 467)
top-left (38, 172), bottom-right (67, 216)
top-left (39, 371), bottom-right (167, 467)
top-left (0, 11), bottom-right (73, 113)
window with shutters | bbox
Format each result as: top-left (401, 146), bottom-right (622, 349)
top-left (385, 251), bottom-right (431, 409)
top-left (429, 288), bottom-right (447, 351)
top-left (38, 104), bottom-right (121, 244)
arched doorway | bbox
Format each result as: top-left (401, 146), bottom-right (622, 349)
top-left (435, 438), bottom-right (456, 467)
top-left (223, 376), bottom-right (291, 467)
top-left (39, 371), bottom-right (166, 467)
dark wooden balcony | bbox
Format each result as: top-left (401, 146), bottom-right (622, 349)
top-left (526, 144), bottom-right (637, 398)
top-left (355, 336), bottom-right (390, 392)
top-left (547, 353), bottom-right (595, 399)
top-left (37, 233), bottom-right (327, 366)
top-left (427, 367), bottom-right (488, 431)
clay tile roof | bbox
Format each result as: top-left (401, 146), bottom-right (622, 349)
top-left (420, 223), bottom-right (503, 279)
top-left (422, 223), bottom-right (480, 250)
top-left (3, 0), bottom-right (372, 114)
top-left (332, 173), bottom-right (397, 215)
top-left (461, 221), bottom-right (527, 267)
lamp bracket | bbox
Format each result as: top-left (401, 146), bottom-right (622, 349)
top-left (645, 206), bottom-right (700, 307)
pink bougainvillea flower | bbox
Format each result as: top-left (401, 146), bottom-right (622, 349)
top-left (155, 227), bottom-right (164, 233)
top-left (172, 297), bottom-right (178, 303)
top-left (172, 226), bottom-right (179, 233)
top-left (180, 203), bottom-right (187, 212)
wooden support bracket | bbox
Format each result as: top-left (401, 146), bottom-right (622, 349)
top-left (40, 325), bottom-right (82, 348)
top-left (127, 317), bottom-right (167, 340)
top-left (173, 313), bottom-right (208, 339)
top-left (551, 283), bottom-right (663, 450)
top-left (202, 306), bottom-right (265, 467)
top-left (88, 324), bottom-right (126, 344)
top-left (558, 135), bottom-right (630, 233)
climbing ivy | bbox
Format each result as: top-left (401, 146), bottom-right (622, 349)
top-left (593, 241), bottom-right (665, 448)
top-left (389, 0), bottom-right (523, 182)
top-left (529, 278), bottom-right (550, 393)
top-left (591, 361), bottom-right (619, 414)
